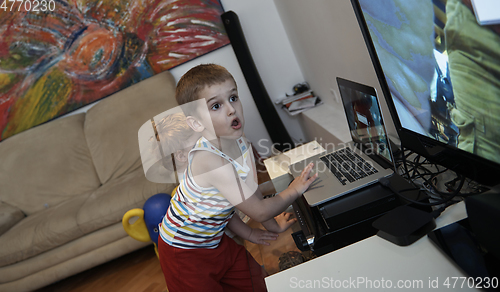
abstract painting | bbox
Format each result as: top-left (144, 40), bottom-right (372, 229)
top-left (0, 0), bottom-right (229, 141)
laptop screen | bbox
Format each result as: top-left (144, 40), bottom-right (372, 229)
top-left (337, 77), bottom-right (393, 163)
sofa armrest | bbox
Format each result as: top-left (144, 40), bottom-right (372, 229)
top-left (0, 202), bottom-right (25, 236)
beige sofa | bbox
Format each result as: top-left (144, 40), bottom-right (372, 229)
top-left (0, 71), bottom-right (178, 291)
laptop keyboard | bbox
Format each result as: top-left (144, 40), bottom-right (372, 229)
top-left (319, 147), bottom-right (378, 186)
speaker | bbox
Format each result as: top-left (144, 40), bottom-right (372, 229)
top-left (221, 11), bottom-right (294, 152)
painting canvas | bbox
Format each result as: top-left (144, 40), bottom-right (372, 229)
top-left (0, 0), bottom-right (229, 141)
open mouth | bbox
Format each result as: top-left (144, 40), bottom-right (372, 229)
top-left (231, 118), bottom-right (242, 129)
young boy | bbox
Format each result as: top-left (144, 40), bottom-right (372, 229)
top-left (158, 64), bottom-right (317, 292)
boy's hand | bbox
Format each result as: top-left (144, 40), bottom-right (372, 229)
top-left (273, 212), bottom-right (297, 233)
top-left (288, 162), bottom-right (318, 197)
top-left (248, 228), bottom-right (278, 246)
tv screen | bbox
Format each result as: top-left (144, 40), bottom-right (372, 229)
top-left (352, 0), bottom-right (500, 186)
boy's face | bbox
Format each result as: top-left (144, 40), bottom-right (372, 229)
top-left (199, 79), bottom-right (244, 139)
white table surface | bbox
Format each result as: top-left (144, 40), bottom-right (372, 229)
top-left (265, 201), bottom-right (480, 291)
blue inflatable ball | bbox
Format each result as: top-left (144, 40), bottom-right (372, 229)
top-left (143, 193), bottom-right (171, 245)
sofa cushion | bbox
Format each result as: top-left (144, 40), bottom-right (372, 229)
top-left (76, 168), bottom-right (175, 234)
top-left (0, 223), bottom-right (132, 284)
top-left (0, 114), bottom-right (101, 215)
top-left (0, 202), bottom-right (25, 236)
top-left (84, 71), bottom-right (177, 184)
top-left (0, 168), bottom-right (174, 267)
top-left (0, 194), bottom-right (89, 267)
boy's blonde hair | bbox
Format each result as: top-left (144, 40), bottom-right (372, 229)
top-left (155, 113), bottom-right (194, 156)
top-left (176, 64), bottom-right (236, 106)
top-left (149, 112), bottom-right (195, 171)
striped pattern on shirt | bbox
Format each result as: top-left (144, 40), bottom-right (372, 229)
top-left (160, 136), bottom-right (250, 249)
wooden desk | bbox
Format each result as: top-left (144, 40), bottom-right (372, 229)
top-left (264, 202), bottom-right (479, 291)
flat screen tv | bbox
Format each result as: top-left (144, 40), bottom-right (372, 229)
top-left (351, 0), bottom-right (500, 186)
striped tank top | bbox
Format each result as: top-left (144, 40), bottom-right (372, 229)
top-left (159, 136), bottom-right (250, 249)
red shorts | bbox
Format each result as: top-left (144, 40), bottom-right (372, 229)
top-left (158, 234), bottom-right (268, 292)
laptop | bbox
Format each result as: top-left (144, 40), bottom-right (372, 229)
top-left (290, 77), bottom-right (395, 207)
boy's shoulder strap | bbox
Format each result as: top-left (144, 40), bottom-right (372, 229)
top-left (189, 137), bottom-right (249, 170)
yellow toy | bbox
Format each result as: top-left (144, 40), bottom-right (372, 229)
top-left (122, 188), bottom-right (175, 257)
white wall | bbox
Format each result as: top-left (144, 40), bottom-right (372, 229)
top-left (273, 0), bottom-right (398, 143)
top-left (220, 0), bottom-right (309, 145)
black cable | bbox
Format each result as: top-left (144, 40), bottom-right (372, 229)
top-left (395, 148), bottom-right (488, 200)
top-left (408, 154), bottom-right (444, 181)
top-left (400, 147), bottom-right (412, 180)
top-left (397, 148), bottom-right (464, 197)
top-left (410, 167), bottom-right (449, 180)
top-left (411, 154), bottom-right (422, 178)
top-left (423, 171), bottom-right (465, 198)
top-left (378, 176), bottom-right (462, 206)
top-left (396, 148), bottom-right (440, 183)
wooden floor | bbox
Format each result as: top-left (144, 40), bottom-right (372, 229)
top-left (36, 246), bottom-right (167, 292)
top-left (36, 221), bottom-right (302, 292)
top-left (36, 161), bottom-right (303, 291)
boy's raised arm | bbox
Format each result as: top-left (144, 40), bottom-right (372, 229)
top-left (193, 157), bottom-right (317, 222)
